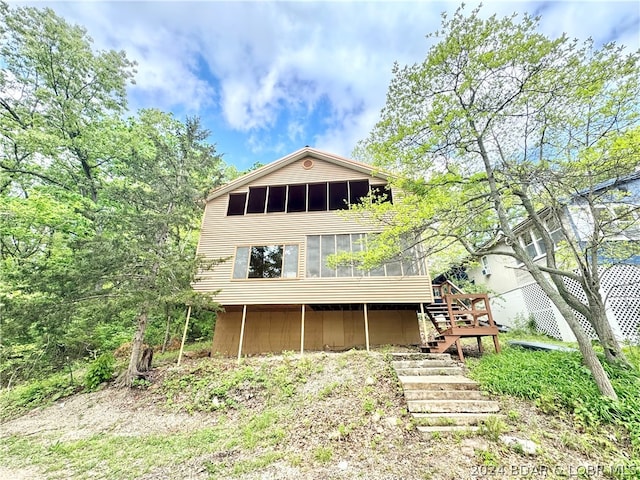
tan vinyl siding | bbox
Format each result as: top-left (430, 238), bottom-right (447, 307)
top-left (195, 157), bottom-right (432, 305)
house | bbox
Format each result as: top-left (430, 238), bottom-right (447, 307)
top-left (193, 147), bottom-right (433, 356)
top-left (465, 172), bottom-right (640, 343)
top-left (193, 147), bottom-right (500, 359)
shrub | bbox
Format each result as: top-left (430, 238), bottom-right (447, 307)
top-left (84, 353), bottom-right (115, 391)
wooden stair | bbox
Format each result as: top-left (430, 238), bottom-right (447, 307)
top-left (391, 353), bottom-right (502, 435)
top-left (421, 282), bottom-right (501, 362)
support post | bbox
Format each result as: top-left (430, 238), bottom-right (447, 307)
top-left (300, 304), bottom-right (306, 356)
top-left (237, 305), bottom-right (247, 364)
top-left (455, 339), bottom-right (464, 362)
top-left (177, 305), bottom-right (192, 366)
top-left (419, 303), bottom-right (428, 345)
top-left (493, 334), bottom-right (501, 354)
top-left (364, 303), bottom-right (370, 352)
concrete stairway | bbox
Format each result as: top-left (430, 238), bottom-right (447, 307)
top-left (391, 352), bottom-right (501, 434)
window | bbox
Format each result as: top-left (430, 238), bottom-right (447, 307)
top-left (247, 187), bottom-right (267, 214)
top-left (308, 183), bottom-right (327, 211)
top-left (546, 216), bottom-right (564, 245)
top-left (232, 245), bottom-right (299, 279)
top-left (266, 186), bottom-right (286, 213)
top-left (328, 182), bottom-right (348, 210)
top-left (521, 231), bottom-right (538, 258)
top-left (226, 180), bottom-right (393, 215)
top-left (321, 235), bottom-right (336, 277)
top-left (349, 180), bottom-right (369, 205)
top-left (287, 184), bottom-right (306, 212)
top-left (518, 227), bottom-right (551, 260)
top-left (227, 193), bottom-right (247, 216)
top-left (371, 184), bottom-right (393, 204)
top-left (306, 234), bottom-right (424, 278)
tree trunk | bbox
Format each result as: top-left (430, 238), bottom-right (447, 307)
top-left (117, 305), bottom-right (149, 387)
top-left (475, 133), bottom-right (618, 399)
top-left (162, 305), bottom-right (171, 354)
top-left (584, 292), bottom-right (629, 366)
top-left (544, 288), bottom-right (618, 399)
top-left (137, 347), bottom-right (153, 372)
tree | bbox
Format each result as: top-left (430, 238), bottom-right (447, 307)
top-left (0, 2), bottom-right (135, 201)
top-left (0, 4), bottom-right (226, 387)
top-left (355, 6), bottom-right (640, 398)
top-left (108, 110), bottom-right (224, 387)
top-left (0, 3), bottom-right (137, 379)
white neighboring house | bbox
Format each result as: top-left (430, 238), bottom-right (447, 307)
top-left (466, 172), bottom-right (640, 344)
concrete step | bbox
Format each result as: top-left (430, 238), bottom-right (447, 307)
top-left (404, 389), bottom-right (486, 401)
top-left (412, 412), bottom-right (506, 426)
top-left (417, 425), bottom-right (480, 434)
top-left (395, 366), bottom-right (464, 376)
top-left (407, 399), bottom-right (500, 414)
top-left (389, 352), bottom-right (452, 361)
top-left (391, 360), bottom-right (457, 369)
top-left (399, 375), bottom-right (479, 391)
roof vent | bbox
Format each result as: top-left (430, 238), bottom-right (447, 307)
top-left (302, 159), bottom-right (314, 170)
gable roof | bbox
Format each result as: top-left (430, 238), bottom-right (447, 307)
top-left (206, 147), bottom-right (390, 202)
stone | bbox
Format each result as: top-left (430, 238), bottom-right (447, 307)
top-left (500, 435), bottom-right (538, 455)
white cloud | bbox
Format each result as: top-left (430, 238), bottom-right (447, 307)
top-left (20, 0), bottom-right (640, 164)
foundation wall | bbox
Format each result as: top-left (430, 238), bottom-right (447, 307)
top-left (211, 307), bottom-right (421, 355)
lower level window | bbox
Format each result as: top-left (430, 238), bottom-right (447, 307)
top-left (306, 234), bottom-right (425, 278)
top-left (233, 245), bottom-right (299, 279)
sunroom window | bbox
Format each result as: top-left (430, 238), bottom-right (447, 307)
top-left (306, 234), bottom-right (424, 278)
top-left (226, 180), bottom-right (393, 216)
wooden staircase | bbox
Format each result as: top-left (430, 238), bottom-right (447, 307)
top-left (421, 281), bottom-right (501, 362)
top-left (391, 352), bottom-right (502, 434)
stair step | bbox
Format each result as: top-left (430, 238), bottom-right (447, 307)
top-left (392, 360), bottom-right (457, 369)
top-left (395, 367), bottom-right (464, 376)
top-left (404, 389), bottom-right (486, 401)
top-left (399, 375), bottom-right (479, 391)
top-left (417, 425), bottom-right (480, 434)
top-left (389, 353), bottom-right (452, 361)
top-left (412, 413), bottom-right (505, 426)
top-left (407, 399), bottom-right (500, 414)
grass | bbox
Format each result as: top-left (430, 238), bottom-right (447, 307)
top-left (0, 371), bottom-right (82, 421)
top-left (3, 341), bottom-right (640, 479)
top-left (468, 343), bottom-right (640, 456)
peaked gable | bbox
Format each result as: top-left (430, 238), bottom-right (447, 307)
top-left (206, 147), bottom-right (388, 202)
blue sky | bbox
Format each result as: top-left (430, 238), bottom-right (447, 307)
top-left (21, 1), bottom-right (640, 170)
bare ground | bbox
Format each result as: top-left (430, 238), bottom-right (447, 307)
top-left (0, 349), bottom-right (634, 479)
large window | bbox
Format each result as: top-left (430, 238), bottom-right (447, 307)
top-left (233, 245), bottom-right (299, 279)
top-left (226, 180), bottom-right (392, 216)
top-left (306, 234), bottom-right (424, 278)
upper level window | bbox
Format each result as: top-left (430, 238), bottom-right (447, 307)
top-left (371, 184), bottom-right (393, 203)
top-left (227, 193), bottom-right (247, 216)
top-left (546, 216), bottom-right (564, 245)
top-left (308, 183), bottom-right (328, 211)
top-left (233, 244), bottom-right (299, 279)
top-left (266, 186), bottom-right (286, 213)
top-left (287, 184), bottom-right (306, 212)
top-left (247, 187), bottom-right (267, 213)
top-left (328, 182), bottom-right (348, 210)
top-left (226, 180), bottom-right (392, 216)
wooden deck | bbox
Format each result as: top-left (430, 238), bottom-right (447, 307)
top-left (421, 282), bottom-right (500, 361)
